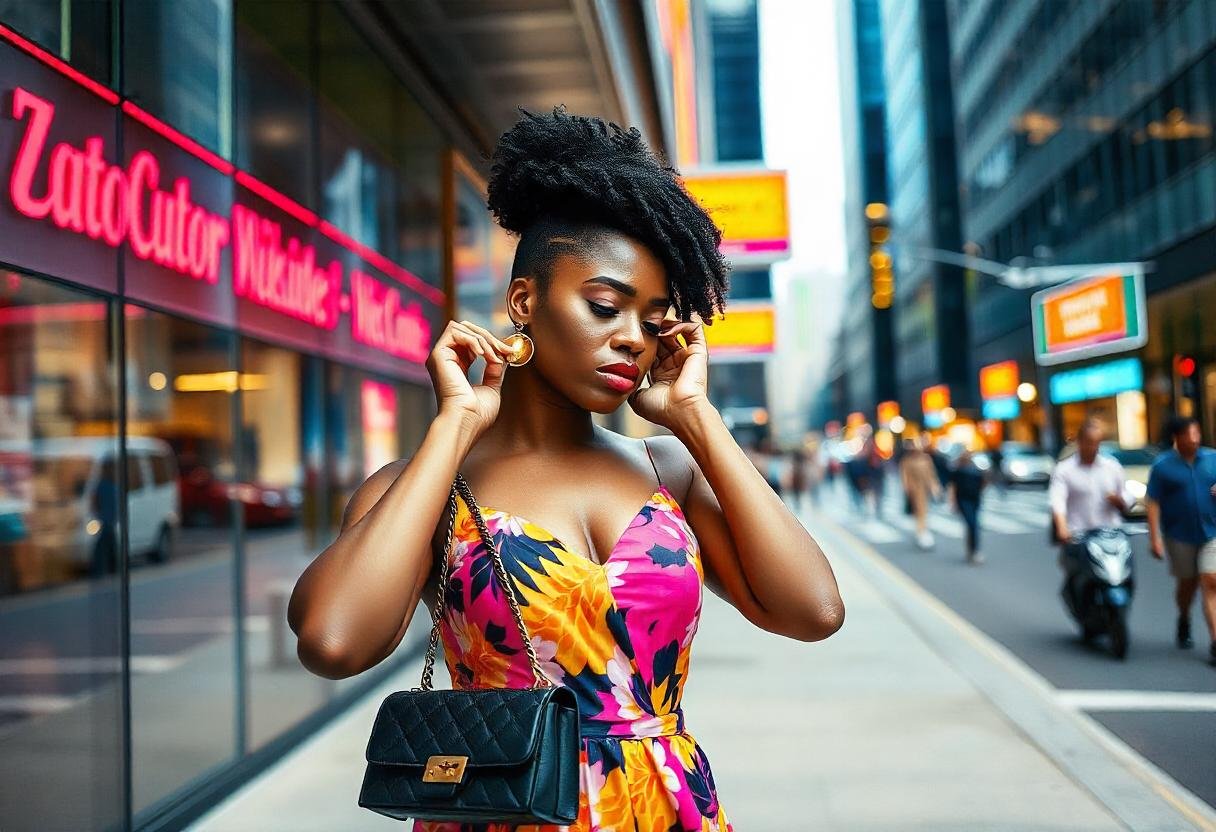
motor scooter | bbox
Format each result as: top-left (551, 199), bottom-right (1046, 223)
top-left (1060, 527), bottom-right (1135, 659)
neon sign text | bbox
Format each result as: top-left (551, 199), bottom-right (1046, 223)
top-left (231, 205), bottom-right (340, 329)
top-left (4, 85), bottom-right (435, 366)
top-left (10, 88), bottom-right (229, 283)
top-left (350, 269), bottom-right (430, 363)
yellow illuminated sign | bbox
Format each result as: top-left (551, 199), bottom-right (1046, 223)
top-left (682, 170), bottom-right (789, 261)
top-left (702, 306), bottom-right (774, 355)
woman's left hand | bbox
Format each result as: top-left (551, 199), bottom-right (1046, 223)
top-left (628, 314), bottom-right (711, 430)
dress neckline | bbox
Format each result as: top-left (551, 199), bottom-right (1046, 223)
top-left (473, 484), bottom-right (672, 569)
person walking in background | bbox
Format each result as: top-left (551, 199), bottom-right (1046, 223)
top-left (1146, 416), bottom-right (1216, 666)
top-left (988, 442), bottom-right (1007, 499)
top-left (901, 436), bottom-right (942, 550)
top-left (788, 444), bottom-right (807, 511)
top-left (926, 433), bottom-right (951, 502)
top-left (866, 436), bottom-right (888, 520)
top-left (950, 449), bottom-right (987, 564)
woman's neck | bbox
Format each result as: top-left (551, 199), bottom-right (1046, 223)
top-left (480, 365), bottom-right (598, 453)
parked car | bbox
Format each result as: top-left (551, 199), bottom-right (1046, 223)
top-left (0, 436), bottom-right (180, 575)
top-left (163, 432), bottom-right (302, 529)
top-left (1056, 441), bottom-right (1159, 519)
top-left (998, 441), bottom-right (1054, 486)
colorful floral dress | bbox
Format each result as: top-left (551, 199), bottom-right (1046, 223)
top-left (416, 443), bottom-right (732, 832)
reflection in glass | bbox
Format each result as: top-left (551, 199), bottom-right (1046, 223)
top-left (125, 307), bottom-right (239, 815)
top-left (0, 272), bottom-right (123, 831)
top-left (240, 338), bottom-right (325, 748)
top-left (123, 0), bottom-right (234, 156)
top-left (0, 0), bottom-right (113, 83)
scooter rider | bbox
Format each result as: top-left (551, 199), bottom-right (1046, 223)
top-left (1050, 420), bottom-right (1135, 579)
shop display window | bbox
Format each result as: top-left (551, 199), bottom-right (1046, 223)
top-left (124, 306), bottom-right (240, 815)
top-left (0, 270), bottom-right (124, 832)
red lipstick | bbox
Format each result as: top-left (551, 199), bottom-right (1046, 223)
top-left (596, 362), bottom-right (639, 392)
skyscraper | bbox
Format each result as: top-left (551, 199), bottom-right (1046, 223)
top-left (879, 0), bottom-right (972, 422)
top-left (831, 0), bottom-right (896, 419)
top-left (950, 0), bottom-right (1216, 446)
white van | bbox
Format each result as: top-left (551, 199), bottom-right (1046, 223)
top-left (3, 436), bottom-right (181, 573)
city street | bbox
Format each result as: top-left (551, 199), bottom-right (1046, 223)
top-left (813, 475), bottom-right (1216, 811)
top-left (189, 502), bottom-right (1215, 832)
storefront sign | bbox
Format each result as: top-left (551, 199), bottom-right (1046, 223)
top-left (1049, 357), bottom-right (1143, 405)
top-left (921, 384), bottom-right (950, 429)
top-left (682, 169), bottom-right (789, 264)
top-left (876, 400), bottom-right (899, 427)
top-left (1031, 272), bottom-right (1146, 366)
top-left (702, 304), bottom-right (774, 357)
top-left (979, 360), bottom-right (1020, 420)
top-left (0, 28), bottom-right (437, 380)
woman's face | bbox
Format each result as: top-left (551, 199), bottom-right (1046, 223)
top-left (518, 231), bottom-right (672, 413)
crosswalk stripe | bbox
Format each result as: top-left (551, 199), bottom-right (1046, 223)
top-left (1057, 690), bottom-right (1216, 712)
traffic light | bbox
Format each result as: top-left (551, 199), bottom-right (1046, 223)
top-left (1174, 354), bottom-right (1197, 378)
top-left (866, 203), bottom-right (893, 309)
top-left (1175, 353), bottom-right (1198, 399)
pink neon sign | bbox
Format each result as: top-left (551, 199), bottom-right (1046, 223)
top-left (4, 85), bottom-right (433, 365)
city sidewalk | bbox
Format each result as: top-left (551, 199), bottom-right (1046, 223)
top-left (190, 507), bottom-right (1215, 831)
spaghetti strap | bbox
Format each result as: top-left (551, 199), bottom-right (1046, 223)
top-left (642, 438), bottom-right (662, 488)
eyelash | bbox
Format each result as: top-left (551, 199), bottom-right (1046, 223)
top-left (588, 302), bottom-right (662, 336)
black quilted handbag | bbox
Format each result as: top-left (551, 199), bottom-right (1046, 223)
top-left (358, 474), bottom-right (581, 825)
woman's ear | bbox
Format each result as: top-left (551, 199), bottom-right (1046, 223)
top-left (505, 276), bottom-right (536, 325)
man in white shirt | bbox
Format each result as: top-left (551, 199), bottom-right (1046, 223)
top-left (1050, 421), bottom-right (1134, 541)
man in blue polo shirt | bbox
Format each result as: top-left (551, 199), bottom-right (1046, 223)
top-left (1147, 416), bottom-right (1216, 667)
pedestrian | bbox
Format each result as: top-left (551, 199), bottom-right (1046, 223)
top-left (788, 444), bottom-right (808, 511)
top-left (866, 437), bottom-right (888, 519)
top-left (988, 442), bottom-right (1007, 498)
top-left (926, 433), bottom-right (951, 500)
top-left (846, 442), bottom-right (871, 512)
top-left (900, 436), bottom-right (942, 549)
top-left (950, 449), bottom-right (987, 564)
top-left (1049, 420), bottom-right (1134, 595)
top-left (289, 108), bottom-right (846, 830)
top-left (1146, 416), bottom-right (1216, 666)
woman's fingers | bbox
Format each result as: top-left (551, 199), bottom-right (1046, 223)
top-left (456, 319), bottom-right (512, 358)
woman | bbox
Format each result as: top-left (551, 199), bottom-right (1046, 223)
top-left (899, 437), bottom-right (941, 549)
top-left (288, 109), bottom-right (844, 832)
top-left (950, 449), bottom-right (987, 565)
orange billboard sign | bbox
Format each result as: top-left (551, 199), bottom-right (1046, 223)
top-left (876, 400), bottom-right (900, 427)
top-left (979, 360), bottom-right (1019, 401)
top-left (921, 384), bottom-right (950, 414)
top-left (1031, 272), bottom-right (1146, 366)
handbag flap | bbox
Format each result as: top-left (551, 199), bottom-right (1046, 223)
top-left (365, 687), bottom-right (563, 768)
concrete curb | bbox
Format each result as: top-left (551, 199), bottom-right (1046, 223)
top-left (806, 511), bottom-right (1216, 832)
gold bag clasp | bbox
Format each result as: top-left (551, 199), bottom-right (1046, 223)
top-left (422, 755), bottom-right (468, 783)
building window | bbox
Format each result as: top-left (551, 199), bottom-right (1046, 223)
top-left (0, 271), bottom-right (124, 832)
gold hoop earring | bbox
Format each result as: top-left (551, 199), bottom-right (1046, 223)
top-left (503, 319), bottom-right (535, 366)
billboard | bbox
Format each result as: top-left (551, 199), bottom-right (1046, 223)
top-left (979, 360), bottom-right (1020, 420)
top-left (682, 169), bottom-right (790, 264)
top-left (1031, 272), bottom-right (1147, 366)
top-left (702, 304), bottom-right (774, 358)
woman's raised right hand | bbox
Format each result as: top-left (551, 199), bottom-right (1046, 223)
top-left (426, 319), bottom-right (514, 435)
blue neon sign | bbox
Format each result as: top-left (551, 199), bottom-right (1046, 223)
top-left (1049, 358), bottom-right (1142, 405)
top-left (982, 397), bottom-right (1021, 420)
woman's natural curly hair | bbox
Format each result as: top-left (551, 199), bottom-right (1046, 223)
top-left (487, 107), bottom-right (729, 322)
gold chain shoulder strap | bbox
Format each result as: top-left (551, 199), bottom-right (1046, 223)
top-left (417, 473), bottom-right (551, 691)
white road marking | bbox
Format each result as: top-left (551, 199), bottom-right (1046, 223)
top-left (1057, 690), bottom-right (1216, 712)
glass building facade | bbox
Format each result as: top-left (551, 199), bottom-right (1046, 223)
top-left (0, 2), bottom-right (510, 829)
top-left (878, 0), bottom-right (972, 419)
top-left (952, 0), bottom-right (1216, 448)
top-left (831, 0), bottom-right (895, 418)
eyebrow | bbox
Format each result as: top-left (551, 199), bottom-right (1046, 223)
top-left (584, 276), bottom-right (669, 308)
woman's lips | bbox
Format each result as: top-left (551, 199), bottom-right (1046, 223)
top-left (596, 370), bottom-right (637, 393)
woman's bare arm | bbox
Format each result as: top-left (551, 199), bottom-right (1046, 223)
top-left (659, 406), bottom-right (845, 643)
top-left (287, 414), bottom-right (480, 679)
top-left (287, 314), bottom-right (512, 680)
